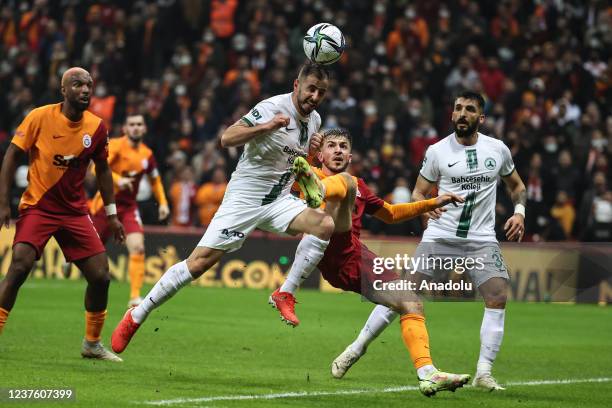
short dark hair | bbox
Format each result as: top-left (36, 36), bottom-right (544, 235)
top-left (322, 128), bottom-right (352, 147)
top-left (125, 113), bottom-right (145, 122)
top-left (455, 91), bottom-right (485, 111)
top-left (298, 60), bottom-right (330, 81)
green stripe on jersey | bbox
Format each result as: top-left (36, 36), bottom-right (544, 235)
top-left (456, 191), bottom-right (477, 238)
top-left (241, 116), bottom-right (254, 127)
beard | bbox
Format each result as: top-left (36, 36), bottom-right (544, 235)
top-left (73, 98), bottom-right (90, 111)
top-left (453, 119), bottom-right (478, 138)
top-left (128, 134), bottom-right (144, 143)
top-left (326, 158), bottom-right (349, 173)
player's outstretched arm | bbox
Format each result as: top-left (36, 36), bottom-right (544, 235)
top-left (220, 114), bottom-right (289, 148)
top-left (93, 157), bottom-right (125, 243)
top-left (412, 175), bottom-right (445, 221)
top-left (502, 169), bottom-right (527, 242)
top-left (373, 193), bottom-right (464, 224)
top-left (0, 144), bottom-right (25, 229)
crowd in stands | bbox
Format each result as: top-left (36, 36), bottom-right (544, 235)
top-left (0, 0), bottom-right (610, 241)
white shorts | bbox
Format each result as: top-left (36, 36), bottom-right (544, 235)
top-left (197, 194), bottom-right (307, 252)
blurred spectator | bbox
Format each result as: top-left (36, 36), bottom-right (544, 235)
top-left (551, 150), bottom-right (580, 200)
top-left (89, 80), bottom-right (116, 130)
top-left (389, 177), bottom-right (411, 204)
top-left (195, 168), bottom-right (227, 226)
top-left (550, 191), bottom-right (575, 239)
top-left (578, 172), bottom-right (612, 242)
top-left (169, 166), bottom-right (197, 227)
top-left (445, 56), bottom-right (479, 95)
top-left (210, 0), bottom-right (238, 40)
top-left (525, 153), bottom-right (547, 235)
top-left (478, 57), bottom-right (506, 102)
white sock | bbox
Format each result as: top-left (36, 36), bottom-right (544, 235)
top-left (279, 234), bottom-right (329, 294)
top-left (349, 305), bottom-right (397, 355)
top-left (476, 307), bottom-right (505, 376)
top-left (417, 364), bottom-right (437, 379)
top-left (131, 260), bottom-right (193, 324)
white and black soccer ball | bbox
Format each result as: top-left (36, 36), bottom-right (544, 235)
top-left (303, 23), bottom-right (345, 65)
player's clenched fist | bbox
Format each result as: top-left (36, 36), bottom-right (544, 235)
top-left (108, 215), bottom-right (126, 244)
top-left (264, 113), bottom-right (290, 131)
top-left (309, 132), bottom-right (323, 154)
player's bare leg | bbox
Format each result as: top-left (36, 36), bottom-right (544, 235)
top-left (126, 232), bottom-right (146, 307)
top-left (111, 246), bottom-right (224, 353)
top-left (473, 276), bottom-right (508, 391)
top-left (76, 252), bottom-right (122, 362)
top-left (0, 243), bottom-right (37, 334)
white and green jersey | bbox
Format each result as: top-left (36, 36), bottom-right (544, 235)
top-left (419, 132), bottom-right (515, 242)
top-left (226, 93), bottom-right (321, 206)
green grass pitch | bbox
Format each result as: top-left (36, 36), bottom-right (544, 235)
top-left (1, 279), bottom-right (611, 407)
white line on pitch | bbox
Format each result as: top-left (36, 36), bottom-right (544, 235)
top-left (141, 376), bottom-right (612, 406)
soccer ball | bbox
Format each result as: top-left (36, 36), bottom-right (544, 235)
top-left (303, 23), bottom-right (345, 65)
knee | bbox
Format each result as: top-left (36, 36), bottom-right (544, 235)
top-left (484, 289), bottom-right (507, 309)
top-left (90, 266), bottom-right (111, 287)
top-left (130, 246), bottom-right (145, 255)
top-left (315, 214), bottom-right (335, 240)
top-left (187, 251), bottom-right (220, 278)
top-left (393, 301), bottom-right (423, 316)
top-left (10, 256), bottom-right (34, 276)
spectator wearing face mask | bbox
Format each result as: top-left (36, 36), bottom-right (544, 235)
top-left (551, 150), bottom-right (580, 200)
top-left (550, 190), bottom-right (575, 239)
top-left (578, 172), bottom-right (609, 240)
top-left (584, 129), bottom-right (609, 175)
top-left (88, 80), bottom-right (116, 130)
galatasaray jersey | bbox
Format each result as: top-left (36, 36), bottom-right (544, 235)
top-left (11, 103), bottom-right (108, 215)
top-left (89, 136), bottom-right (159, 212)
top-left (227, 93), bottom-right (321, 206)
top-left (419, 133), bottom-right (515, 242)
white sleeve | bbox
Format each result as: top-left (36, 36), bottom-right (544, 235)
top-left (241, 100), bottom-right (277, 127)
top-left (499, 142), bottom-right (515, 177)
top-left (419, 146), bottom-right (440, 183)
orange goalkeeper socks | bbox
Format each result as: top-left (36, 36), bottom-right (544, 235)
top-left (0, 307), bottom-right (9, 335)
top-left (400, 313), bottom-right (433, 369)
top-left (129, 253), bottom-right (145, 299)
top-left (85, 310), bottom-right (107, 342)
